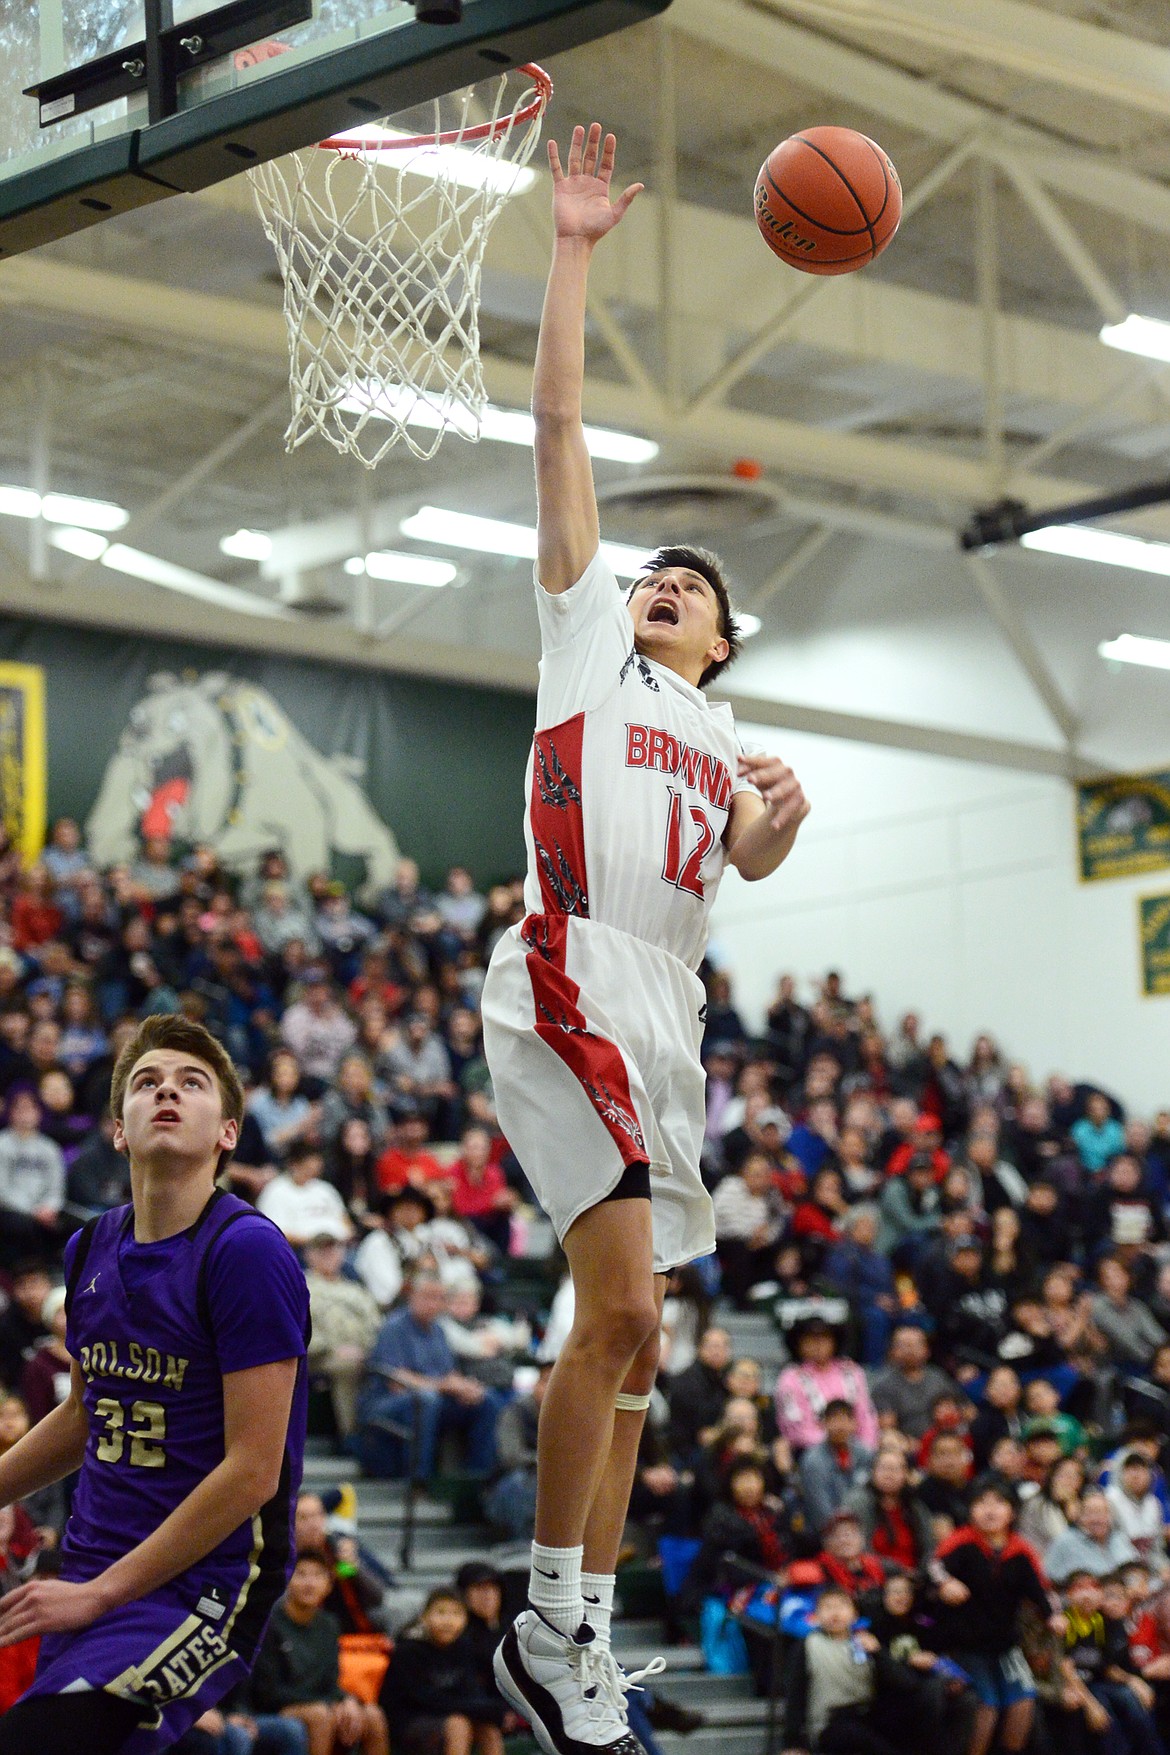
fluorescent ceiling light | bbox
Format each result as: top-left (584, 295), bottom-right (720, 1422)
top-left (0, 485), bottom-right (127, 529)
top-left (100, 544), bottom-right (290, 619)
top-left (328, 127), bottom-right (536, 195)
top-left (339, 383), bottom-right (657, 464)
top-left (49, 526), bottom-right (109, 561)
top-left (345, 550), bottom-right (458, 587)
top-left (220, 528), bottom-right (273, 561)
top-left (41, 492), bottom-right (127, 531)
top-left (1099, 633), bottom-right (1170, 671)
top-left (1021, 523), bottom-right (1170, 577)
top-left (1100, 313), bottom-right (1170, 365)
top-left (737, 612), bottom-right (762, 638)
top-left (399, 505), bottom-right (655, 578)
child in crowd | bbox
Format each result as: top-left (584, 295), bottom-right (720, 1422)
top-left (781, 1584), bottom-right (899, 1755)
top-left (1062, 1569), bottom-right (1162, 1755)
top-left (379, 1588), bottom-right (506, 1755)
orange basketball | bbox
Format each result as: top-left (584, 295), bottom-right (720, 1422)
top-left (754, 126), bottom-right (902, 276)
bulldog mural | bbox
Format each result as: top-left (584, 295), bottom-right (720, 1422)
top-left (86, 672), bottom-right (400, 895)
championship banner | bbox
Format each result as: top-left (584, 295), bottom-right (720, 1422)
top-left (1076, 768), bottom-right (1170, 882)
top-left (0, 662), bottom-right (45, 865)
top-left (1140, 894), bottom-right (1170, 997)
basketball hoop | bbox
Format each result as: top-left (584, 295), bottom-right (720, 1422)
top-left (249, 64), bottom-right (552, 468)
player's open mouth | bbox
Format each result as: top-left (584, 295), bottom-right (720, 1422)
top-left (152, 1110), bottom-right (181, 1126)
top-left (648, 602), bottom-right (678, 625)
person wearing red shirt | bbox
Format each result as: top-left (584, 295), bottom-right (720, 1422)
top-left (448, 1124), bottom-right (516, 1255)
top-left (843, 1447), bottom-right (935, 1573)
top-left (9, 870), bottom-right (63, 956)
top-left (374, 1106), bottom-right (448, 1193)
top-left (886, 1113), bottom-right (951, 1182)
top-left (814, 1509), bottom-right (885, 1598)
top-left (790, 1166), bottom-right (849, 1261)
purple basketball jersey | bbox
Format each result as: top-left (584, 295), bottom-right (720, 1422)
top-left (19, 1187), bottom-right (309, 1746)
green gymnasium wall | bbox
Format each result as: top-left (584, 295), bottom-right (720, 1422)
top-left (0, 615), bottom-right (532, 890)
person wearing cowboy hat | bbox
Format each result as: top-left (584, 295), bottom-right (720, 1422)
top-left (775, 1314), bottom-right (879, 1455)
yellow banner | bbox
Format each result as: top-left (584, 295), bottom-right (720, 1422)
top-left (0, 664), bottom-right (46, 864)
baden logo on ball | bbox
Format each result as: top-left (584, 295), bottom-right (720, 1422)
top-left (754, 126), bottom-right (902, 276)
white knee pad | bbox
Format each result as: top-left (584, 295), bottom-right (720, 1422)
top-left (614, 1391), bottom-right (652, 1413)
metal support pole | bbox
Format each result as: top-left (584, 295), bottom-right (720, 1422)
top-left (657, 19), bottom-right (681, 407)
top-left (976, 155), bottom-right (1007, 495)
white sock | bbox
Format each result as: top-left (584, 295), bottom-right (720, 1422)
top-left (581, 1571), bottom-right (616, 1646)
top-left (529, 1542), bottom-right (585, 1638)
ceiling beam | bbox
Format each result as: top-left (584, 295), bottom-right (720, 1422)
top-left (670, 0), bottom-right (1170, 242)
top-left (0, 552), bottom-right (1092, 781)
top-left (765, 0), bottom-right (1170, 122)
top-left (2, 255), bottom-right (1163, 530)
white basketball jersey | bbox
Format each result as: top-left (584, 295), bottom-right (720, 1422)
top-left (521, 549), bottom-right (758, 971)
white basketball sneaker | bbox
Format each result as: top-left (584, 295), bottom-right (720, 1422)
top-left (494, 1609), bottom-right (647, 1755)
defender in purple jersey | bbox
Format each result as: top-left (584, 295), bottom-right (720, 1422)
top-left (0, 1015), bottom-right (309, 1755)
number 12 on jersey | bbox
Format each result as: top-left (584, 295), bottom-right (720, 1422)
top-left (662, 789), bottom-right (716, 899)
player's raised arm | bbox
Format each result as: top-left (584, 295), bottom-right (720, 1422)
top-left (533, 123), bottom-right (642, 595)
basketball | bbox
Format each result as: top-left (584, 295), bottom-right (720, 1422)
top-left (754, 125), bottom-right (902, 275)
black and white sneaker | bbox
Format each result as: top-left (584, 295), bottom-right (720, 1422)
top-left (493, 1610), bottom-right (646, 1755)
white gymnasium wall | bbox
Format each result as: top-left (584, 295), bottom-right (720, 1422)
top-left (707, 726), bottom-right (1170, 1116)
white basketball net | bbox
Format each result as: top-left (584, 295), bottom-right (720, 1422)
top-left (249, 66), bottom-right (550, 468)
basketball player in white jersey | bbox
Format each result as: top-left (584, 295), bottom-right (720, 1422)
top-left (486, 123), bottom-right (809, 1755)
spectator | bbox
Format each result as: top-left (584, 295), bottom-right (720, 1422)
top-left (1018, 1456), bottom-right (1087, 1559)
top-left (19, 1283), bottom-right (71, 1429)
top-left (435, 868), bottom-right (487, 940)
top-left (303, 1234), bottom-right (381, 1442)
top-left (931, 1475), bottom-right (1053, 1755)
top-left (712, 1150), bottom-right (786, 1306)
top-left (484, 1364), bottom-right (552, 1540)
top-left (1071, 1093), bottom-right (1127, 1176)
top-left (0, 1263), bottom-right (51, 1391)
top-left (374, 1108), bottom-right (448, 1195)
top-left (687, 1456), bottom-right (795, 1606)
top-left (775, 1317), bottom-right (879, 1453)
top-left (798, 1399), bottom-right (875, 1536)
top-left (916, 1430), bottom-right (974, 1540)
top-left (379, 1588), bottom-right (504, 1755)
top-left (327, 1118), bottom-right (382, 1232)
top-left (667, 1326), bottom-right (732, 1459)
top-left (354, 1275), bottom-right (506, 1480)
top-left (374, 858), bottom-right (431, 932)
top-left (319, 1053), bottom-right (389, 1154)
top-left (1061, 1568), bottom-right (1162, 1755)
top-left (780, 1583), bottom-right (900, 1755)
top-left (281, 972), bottom-right (357, 1082)
top-left (1047, 1489), bottom-right (1140, 1584)
top-left (0, 1092), bottom-right (64, 1265)
top-left (1105, 1451), bottom-right (1169, 1572)
top-left (1092, 1258), bottom-right (1166, 1373)
top-left (971, 1366), bottom-right (1025, 1470)
top-left (843, 1446), bottom-right (935, 1572)
top-left (249, 1549), bottom-right (389, 1755)
top-left (254, 881), bottom-right (320, 958)
top-left (379, 1013), bottom-right (456, 1134)
top-left (248, 1049), bottom-right (317, 1163)
top-left (293, 1492), bottom-right (388, 1640)
top-left (875, 1153), bottom-right (942, 1262)
top-left (869, 1325), bottom-right (958, 1441)
top-left (447, 1125), bottom-right (516, 1256)
top-left (10, 866), bottom-right (63, 953)
top-left (256, 1140), bottom-right (354, 1248)
top-left (65, 1112), bottom-right (132, 1214)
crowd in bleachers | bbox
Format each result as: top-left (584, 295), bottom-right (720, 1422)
top-left (3, 822), bottom-right (1170, 1754)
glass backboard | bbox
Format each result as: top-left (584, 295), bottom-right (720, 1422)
top-left (0, 0), bottom-right (670, 255)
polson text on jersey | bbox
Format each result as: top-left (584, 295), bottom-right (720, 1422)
top-left (78, 1339), bottom-right (189, 1392)
top-left (624, 725), bottom-right (734, 811)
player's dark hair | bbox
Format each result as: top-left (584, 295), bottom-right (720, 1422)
top-left (109, 1014), bottom-right (245, 1166)
top-left (630, 545), bottom-right (743, 688)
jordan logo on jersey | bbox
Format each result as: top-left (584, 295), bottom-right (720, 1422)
top-left (625, 724), bottom-right (733, 811)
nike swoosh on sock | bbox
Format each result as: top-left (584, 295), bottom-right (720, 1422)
top-left (534, 1567), bottom-right (560, 1579)
top-left (583, 1594), bottom-right (601, 1603)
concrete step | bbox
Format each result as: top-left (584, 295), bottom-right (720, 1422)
top-left (656, 1726), bottom-right (772, 1755)
top-left (652, 1673), bottom-right (758, 1705)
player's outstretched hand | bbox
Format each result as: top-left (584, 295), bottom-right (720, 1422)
top-left (0, 1575), bottom-right (108, 1645)
top-left (737, 752), bottom-right (811, 837)
top-left (549, 123), bottom-right (643, 244)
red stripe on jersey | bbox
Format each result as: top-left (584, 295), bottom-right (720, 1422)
top-left (521, 912), bottom-right (647, 1167)
top-left (530, 713), bottom-right (589, 917)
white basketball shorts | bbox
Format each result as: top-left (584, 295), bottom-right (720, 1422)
top-left (481, 913), bottom-right (716, 1274)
